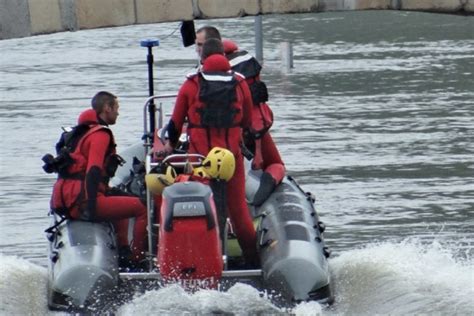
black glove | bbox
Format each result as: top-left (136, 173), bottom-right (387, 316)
top-left (253, 172), bottom-right (276, 206)
top-left (106, 186), bottom-right (136, 197)
top-left (81, 166), bottom-right (101, 221)
top-left (118, 246), bottom-right (133, 270)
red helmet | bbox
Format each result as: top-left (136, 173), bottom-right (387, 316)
top-left (77, 109), bottom-right (98, 125)
top-left (222, 39), bottom-right (238, 55)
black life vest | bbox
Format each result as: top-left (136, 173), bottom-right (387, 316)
top-left (197, 71), bottom-right (239, 129)
top-left (42, 124), bottom-right (93, 179)
top-left (227, 50), bottom-right (262, 79)
top-left (42, 124), bottom-right (120, 180)
top-left (227, 50), bottom-right (268, 105)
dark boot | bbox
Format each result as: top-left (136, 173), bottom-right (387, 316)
top-left (253, 172), bottom-right (276, 206)
top-left (118, 246), bottom-right (133, 271)
top-left (242, 248), bottom-right (260, 269)
top-left (210, 179), bottom-right (228, 252)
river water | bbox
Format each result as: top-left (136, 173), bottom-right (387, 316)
top-left (1, 10), bottom-right (473, 315)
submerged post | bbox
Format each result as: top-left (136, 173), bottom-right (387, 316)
top-left (254, 15), bottom-right (263, 64)
top-left (280, 41), bottom-right (293, 73)
top-left (140, 39), bottom-right (160, 136)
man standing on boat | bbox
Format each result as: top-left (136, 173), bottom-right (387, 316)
top-left (162, 39), bottom-right (259, 266)
top-left (49, 91), bottom-right (148, 268)
top-left (195, 25), bottom-right (221, 58)
top-left (223, 39), bottom-right (285, 206)
top-left (194, 27), bottom-right (285, 206)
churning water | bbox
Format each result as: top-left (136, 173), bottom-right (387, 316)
top-left (1, 10), bottom-right (473, 315)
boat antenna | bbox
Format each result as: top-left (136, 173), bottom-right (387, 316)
top-left (140, 39), bottom-right (160, 138)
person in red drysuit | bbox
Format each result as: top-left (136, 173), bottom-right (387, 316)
top-left (162, 39), bottom-right (258, 265)
top-left (50, 91), bottom-right (147, 265)
top-left (223, 39), bottom-right (286, 206)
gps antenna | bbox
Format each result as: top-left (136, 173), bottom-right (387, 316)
top-left (140, 39), bottom-right (160, 136)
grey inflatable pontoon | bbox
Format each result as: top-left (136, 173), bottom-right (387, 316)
top-left (253, 175), bottom-right (332, 303)
top-left (47, 219), bottom-right (119, 311)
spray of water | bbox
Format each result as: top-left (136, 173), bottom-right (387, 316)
top-left (0, 254), bottom-right (64, 315)
top-left (1, 238), bottom-right (471, 315)
top-left (329, 238), bottom-right (473, 315)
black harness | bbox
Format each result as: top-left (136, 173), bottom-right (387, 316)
top-left (188, 71), bottom-right (241, 150)
top-left (227, 50), bottom-right (268, 105)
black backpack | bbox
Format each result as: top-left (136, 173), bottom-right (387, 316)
top-left (42, 124), bottom-right (91, 177)
top-left (198, 72), bottom-right (239, 129)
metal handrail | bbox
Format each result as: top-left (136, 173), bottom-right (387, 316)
top-left (142, 94), bottom-right (177, 153)
top-left (150, 153), bottom-right (206, 169)
top-left (142, 94), bottom-right (176, 270)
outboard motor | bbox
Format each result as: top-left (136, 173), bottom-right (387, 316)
top-left (158, 181), bottom-right (223, 288)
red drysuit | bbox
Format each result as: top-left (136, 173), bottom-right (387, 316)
top-left (224, 40), bottom-right (285, 202)
top-left (50, 109), bottom-right (147, 261)
top-left (166, 54), bottom-right (258, 262)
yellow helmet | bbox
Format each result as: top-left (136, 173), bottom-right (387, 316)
top-left (202, 147), bottom-right (235, 181)
top-left (193, 166), bottom-right (210, 179)
top-left (145, 165), bottom-right (177, 195)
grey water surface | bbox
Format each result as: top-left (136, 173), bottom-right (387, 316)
top-left (0, 11), bottom-right (473, 315)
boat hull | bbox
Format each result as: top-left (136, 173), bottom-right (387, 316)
top-left (46, 142), bottom-right (333, 310)
top-left (256, 176), bottom-right (332, 303)
top-left (47, 219), bottom-right (119, 311)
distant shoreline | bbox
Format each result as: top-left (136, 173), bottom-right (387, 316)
top-left (1, 0), bottom-right (473, 40)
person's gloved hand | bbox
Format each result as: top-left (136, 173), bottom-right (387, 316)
top-left (154, 142), bottom-right (174, 160)
top-left (106, 186), bottom-right (136, 197)
top-left (253, 172), bottom-right (277, 206)
top-left (82, 166), bottom-right (100, 221)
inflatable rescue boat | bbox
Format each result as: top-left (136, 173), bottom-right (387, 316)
top-left (45, 40), bottom-right (333, 312)
top-left (45, 94), bottom-right (332, 312)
